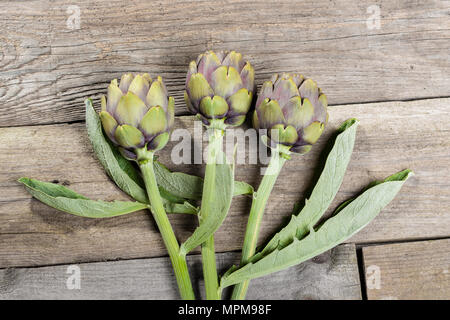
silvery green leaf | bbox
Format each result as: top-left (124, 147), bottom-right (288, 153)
top-left (180, 150), bottom-right (234, 255)
top-left (261, 118), bottom-right (359, 255)
top-left (153, 161), bottom-right (203, 200)
top-left (19, 178), bottom-right (147, 218)
top-left (233, 180), bottom-right (254, 196)
top-left (220, 170), bottom-right (413, 287)
top-left (332, 169), bottom-right (412, 215)
top-left (154, 160), bottom-right (253, 201)
top-left (85, 99), bottom-right (148, 204)
top-left (164, 201), bottom-right (199, 215)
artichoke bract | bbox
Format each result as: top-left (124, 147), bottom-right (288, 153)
top-left (253, 73), bottom-right (328, 154)
top-left (184, 50), bottom-right (255, 127)
top-left (99, 73), bottom-right (174, 160)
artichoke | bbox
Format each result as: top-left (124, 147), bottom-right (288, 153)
top-left (253, 73), bottom-right (328, 154)
top-left (99, 73), bottom-right (174, 160)
top-left (184, 50), bottom-right (255, 127)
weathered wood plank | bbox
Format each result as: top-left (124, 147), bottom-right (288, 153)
top-left (1, 0), bottom-right (449, 126)
top-left (0, 244), bottom-right (360, 300)
top-left (362, 239), bottom-right (450, 300)
top-left (0, 98), bottom-right (449, 268)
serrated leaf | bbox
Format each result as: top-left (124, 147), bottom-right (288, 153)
top-left (332, 169), bottom-right (412, 215)
top-left (19, 178), bottom-right (148, 218)
top-left (261, 118), bottom-right (359, 255)
top-left (164, 201), bottom-right (199, 215)
top-left (153, 161), bottom-right (204, 200)
top-left (180, 150), bottom-right (234, 255)
top-left (221, 170), bottom-right (413, 287)
top-left (85, 99), bottom-right (148, 204)
top-left (154, 160), bottom-right (253, 201)
top-left (233, 180), bottom-right (254, 196)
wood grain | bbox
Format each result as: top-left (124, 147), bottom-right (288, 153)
top-left (0, 98), bottom-right (448, 268)
top-left (362, 239), bottom-right (450, 300)
top-left (0, 244), bottom-right (360, 300)
top-left (1, 0), bottom-right (449, 126)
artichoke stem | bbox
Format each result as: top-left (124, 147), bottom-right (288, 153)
top-left (200, 124), bottom-right (224, 300)
top-left (231, 148), bottom-right (288, 300)
top-left (139, 154), bottom-right (195, 300)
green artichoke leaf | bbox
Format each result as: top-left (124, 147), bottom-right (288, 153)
top-left (153, 160), bottom-right (203, 201)
top-left (163, 200), bottom-right (199, 215)
top-left (261, 118), bottom-right (359, 256)
top-left (220, 170), bottom-right (413, 288)
top-left (180, 149), bottom-right (234, 255)
top-left (86, 99), bottom-right (148, 204)
top-left (332, 169), bottom-right (412, 216)
top-left (233, 180), bottom-right (255, 197)
top-left (153, 160), bottom-right (253, 201)
top-left (19, 178), bottom-right (147, 218)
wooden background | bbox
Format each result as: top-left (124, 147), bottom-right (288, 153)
top-left (1, 0), bottom-right (449, 299)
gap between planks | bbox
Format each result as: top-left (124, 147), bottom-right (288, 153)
top-left (3, 95), bottom-right (450, 129)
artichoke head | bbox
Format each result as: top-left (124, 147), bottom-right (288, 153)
top-left (184, 50), bottom-right (255, 128)
top-left (99, 73), bottom-right (174, 160)
top-left (253, 73), bottom-right (328, 154)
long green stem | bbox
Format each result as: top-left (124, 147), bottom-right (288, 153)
top-left (231, 151), bottom-right (287, 300)
top-left (139, 155), bottom-right (195, 300)
top-left (202, 236), bottom-right (219, 299)
top-left (200, 127), bottom-right (224, 300)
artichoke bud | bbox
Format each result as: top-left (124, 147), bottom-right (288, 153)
top-left (99, 73), bottom-right (175, 160)
top-left (253, 73), bottom-right (328, 155)
top-left (184, 50), bottom-right (255, 128)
